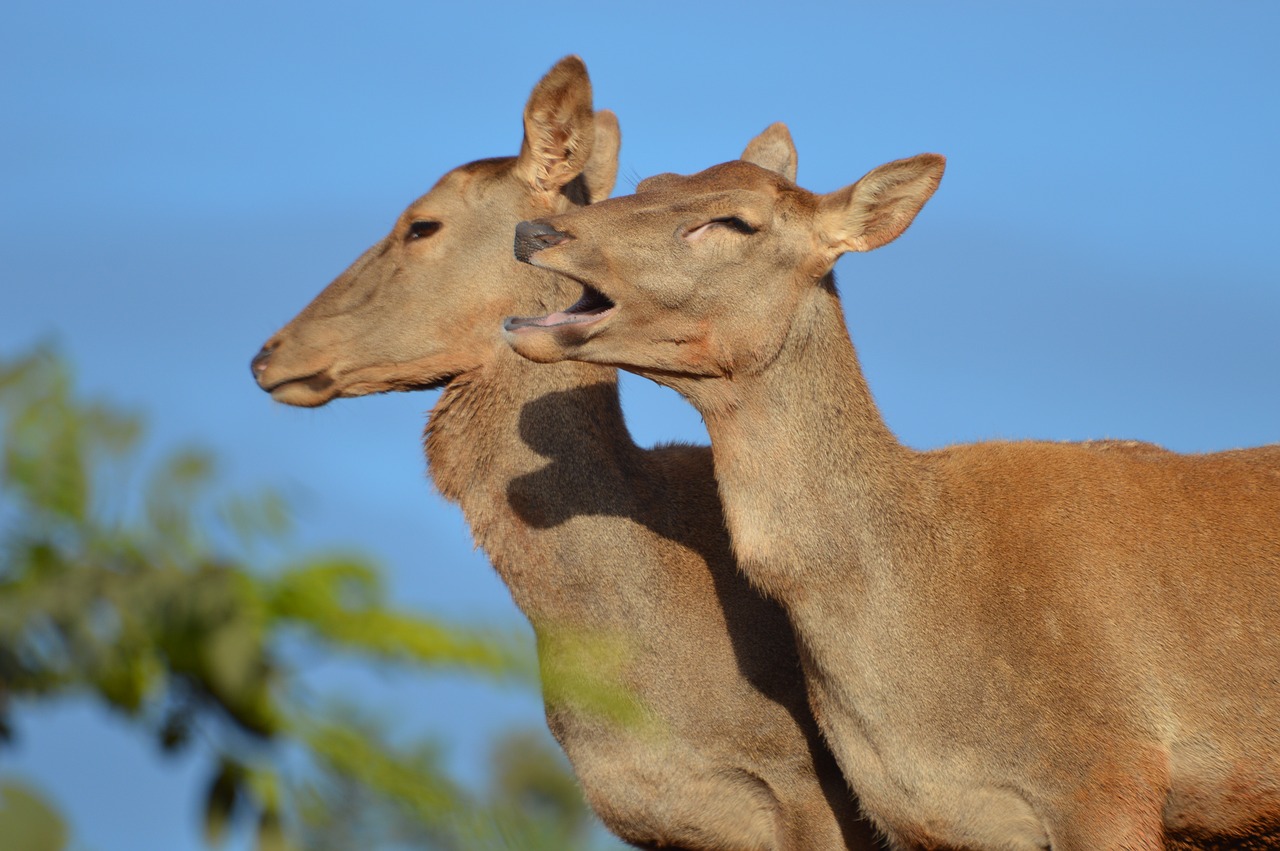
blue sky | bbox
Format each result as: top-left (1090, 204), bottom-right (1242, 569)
top-left (2, 2), bottom-right (1278, 848)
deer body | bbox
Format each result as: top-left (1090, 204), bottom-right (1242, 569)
top-left (506, 135), bottom-right (1280, 849)
top-left (252, 63), bottom-right (880, 850)
top-left (707, 291), bottom-right (1280, 849)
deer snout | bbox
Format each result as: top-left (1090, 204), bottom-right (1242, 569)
top-left (514, 219), bottom-right (571, 264)
top-left (251, 341), bottom-right (277, 382)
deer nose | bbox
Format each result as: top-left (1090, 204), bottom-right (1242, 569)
top-left (514, 220), bottom-right (571, 264)
top-left (250, 342), bottom-right (276, 380)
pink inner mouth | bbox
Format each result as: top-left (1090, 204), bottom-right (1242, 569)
top-left (504, 284), bottom-right (616, 332)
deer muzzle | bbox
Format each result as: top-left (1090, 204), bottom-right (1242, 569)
top-left (514, 219), bottom-right (572, 264)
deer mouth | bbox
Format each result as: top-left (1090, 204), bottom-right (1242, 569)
top-left (262, 370), bottom-right (339, 407)
top-left (264, 368), bottom-right (461, 406)
top-left (502, 283), bottom-right (617, 334)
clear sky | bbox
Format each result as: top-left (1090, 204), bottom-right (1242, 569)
top-left (3, 2), bottom-right (1278, 848)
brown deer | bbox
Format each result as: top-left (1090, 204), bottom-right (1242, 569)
top-left (250, 59), bottom-right (884, 850)
top-left (505, 130), bottom-right (1280, 849)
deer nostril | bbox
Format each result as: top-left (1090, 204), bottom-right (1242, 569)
top-left (250, 343), bottom-right (276, 379)
top-left (514, 220), bottom-right (571, 264)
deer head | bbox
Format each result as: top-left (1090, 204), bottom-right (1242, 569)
top-left (251, 56), bottom-right (620, 407)
top-left (505, 126), bottom-right (942, 384)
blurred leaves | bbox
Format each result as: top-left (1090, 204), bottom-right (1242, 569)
top-left (538, 627), bottom-right (650, 733)
top-left (0, 780), bottom-right (68, 851)
top-left (490, 729), bottom-right (593, 840)
top-left (266, 558), bottom-right (529, 677)
top-left (296, 714), bottom-right (599, 851)
top-left (0, 346), bottom-right (612, 850)
top-left (203, 758), bottom-right (245, 847)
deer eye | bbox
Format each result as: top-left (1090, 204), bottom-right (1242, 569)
top-left (711, 216), bottom-right (757, 234)
top-left (406, 220), bottom-right (441, 241)
top-left (685, 216), bottom-right (758, 242)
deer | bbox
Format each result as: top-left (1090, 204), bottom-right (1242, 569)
top-left (250, 58), bottom-right (886, 850)
top-left (504, 128), bottom-right (1280, 849)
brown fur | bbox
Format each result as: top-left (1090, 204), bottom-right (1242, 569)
top-left (251, 60), bottom-right (883, 850)
top-left (505, 128), bottom-right (1280, 849)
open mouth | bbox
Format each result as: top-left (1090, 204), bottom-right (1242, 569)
top-left (503, 283), bottom-right (617, 333)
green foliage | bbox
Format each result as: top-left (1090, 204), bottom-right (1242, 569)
top-left (266, 559), bottom-right (529, 676)
top-left (0, 780), bottom-right (68, 851)
top-left (0, 346), bottom-right (618, 850)
top-left (295, 716), bottom-right (601, 851)
top-left (537, 627), bottom-right (652, 733)
top-left (489, 729), bottom-right (594, 841)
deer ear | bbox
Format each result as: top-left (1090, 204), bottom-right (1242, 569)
top-left (740, 122), bottom-right (797, 182)
top-left (515, 56), bottom-right (596, 198)
top-left (817, 154), bottom-right (945, 258)
top-left (580, 109), bottom-right (621, 203)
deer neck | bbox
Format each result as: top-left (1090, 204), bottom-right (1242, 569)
top-left (424, 343), bottom-right (648, 620)
top-left (696, 278), bottom-right (934, 603)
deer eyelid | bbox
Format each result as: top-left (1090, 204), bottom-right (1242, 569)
top-left (703, 216), bottom-right (757, 235)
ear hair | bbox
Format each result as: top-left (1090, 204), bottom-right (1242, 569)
top-left (740, 122), bottom-right (798, 182)
top-left (818, 153), bottom-right (945, 256)
top-left (515, 56), bottom-right (596, 196)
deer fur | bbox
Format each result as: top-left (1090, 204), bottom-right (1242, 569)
top-left (251, 60), bottom-right (884, 850)
top-left (505, 128), bottom-right (1280, 849)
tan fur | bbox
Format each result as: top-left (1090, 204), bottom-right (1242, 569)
top-left (251, 61), bottom-right (883, 850)
top-left (505, 129), bottom-right (1280, 849)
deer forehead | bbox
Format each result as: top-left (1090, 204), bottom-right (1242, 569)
top-left (561, 191), bottom-right (799, 243)
top-left (628, 164), bottom-right (816, 227)
top-left (637, 161), bottom-right (791, 201)
top-left (402, 158), bottom-right (522, 221)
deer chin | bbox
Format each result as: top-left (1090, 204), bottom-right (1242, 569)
top-left (267, 371), bottom-right (340, 408)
